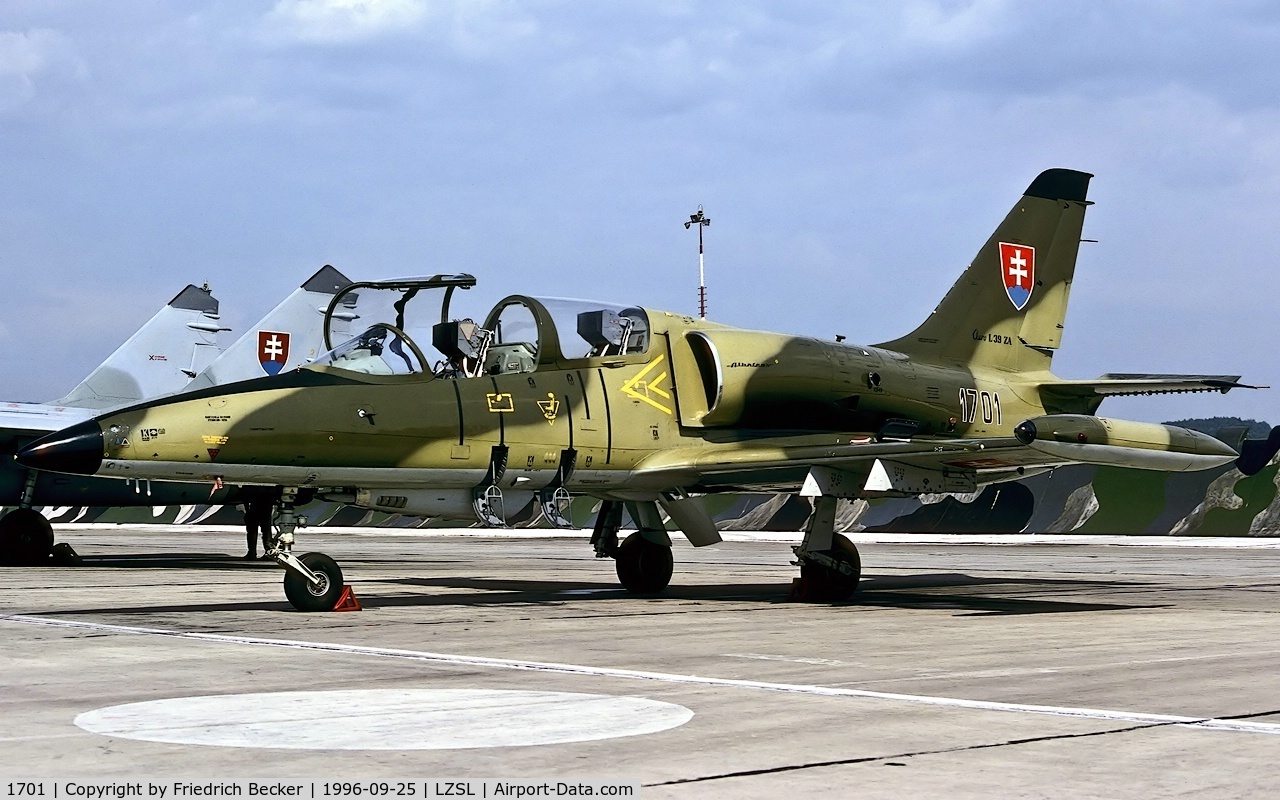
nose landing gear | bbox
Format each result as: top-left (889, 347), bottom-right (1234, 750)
top-left (266, 487), bottom-right (347, 611)
top-left (282, 552), bottom-right (345, 612)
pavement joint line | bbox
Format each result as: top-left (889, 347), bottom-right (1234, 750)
top-left (649, 722), bottom-right (1165, 786)
top-left (7, 612), bottom-right (1280, 736)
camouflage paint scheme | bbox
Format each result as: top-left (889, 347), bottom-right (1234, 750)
top-left (17, 168), bottom-right (1262, 608)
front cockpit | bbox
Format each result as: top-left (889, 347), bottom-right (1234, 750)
top-left (310, 275), bottom-right (651, 379)
top-left (315, 324), bottom-right (428, 375)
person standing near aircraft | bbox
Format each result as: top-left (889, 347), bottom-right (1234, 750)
top-left (243, 487), bottom-right (279, 559)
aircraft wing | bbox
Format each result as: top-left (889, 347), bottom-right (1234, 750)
top-left (0, 403), bottom-right (95, 441)
top-left (628, 411), bottom-right (1240, 494)
top-left (627, 434), bottom-right (1041, 493)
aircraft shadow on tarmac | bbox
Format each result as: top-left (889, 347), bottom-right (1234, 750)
top-left (17, 554), bottom-right (1166, 617)
top-left (375, 573), bottom-right (1164, 616)
top-left (57, 554), bottom-right (277, 570)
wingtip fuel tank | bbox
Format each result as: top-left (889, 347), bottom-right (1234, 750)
top-left (1013, 415), bottom-right (1238, 472)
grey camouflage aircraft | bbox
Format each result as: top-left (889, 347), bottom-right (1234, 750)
top-left (0, 267), bottom-right (354, 564)
top-left (18, 169), bottom-right (1257, 609)
top-left (0, 284), bottom-right (227, 562)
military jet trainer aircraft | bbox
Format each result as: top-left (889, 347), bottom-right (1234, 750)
top-left (19, 169), bottom-right (1256, 610)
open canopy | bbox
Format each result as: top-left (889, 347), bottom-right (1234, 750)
top-left (312, 275), bottom-right (650, 377)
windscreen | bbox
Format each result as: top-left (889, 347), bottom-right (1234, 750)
top-left (313, 324), bottom-right (425, 375)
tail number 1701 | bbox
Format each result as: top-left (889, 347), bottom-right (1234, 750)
top-left (959, 388), bottom-right (1001, 425)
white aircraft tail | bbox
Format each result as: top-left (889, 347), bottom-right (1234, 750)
top-left (54, 285), bottom-right (227, 410)
top-left (183, 265), bottom-right (354, 390)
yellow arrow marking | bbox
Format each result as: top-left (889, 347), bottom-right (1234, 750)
top-left (621, 355), bottom-right (674, 415)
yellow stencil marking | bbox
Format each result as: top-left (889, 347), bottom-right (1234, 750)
top-left (486, 393), bottom-right (515, 413)
top-left (621, 355), bottom-right (674, 415)
top-left (201, 435), bottom-right (229, 446)
top-left (537, 392), bottom-right (561, 425)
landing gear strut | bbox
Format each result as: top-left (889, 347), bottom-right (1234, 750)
top-left (592, 499), bottom-right (674, 594)
top-left (792, 495), bottom-right (861, 601)
top-left (266, 487), bottom-right (345, 611)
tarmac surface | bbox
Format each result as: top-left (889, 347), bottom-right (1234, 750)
top-left (4, 525), bottom-right (1280, 798)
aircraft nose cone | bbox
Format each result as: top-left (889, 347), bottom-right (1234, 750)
top-left (17, 420), bottom-right (105, 475)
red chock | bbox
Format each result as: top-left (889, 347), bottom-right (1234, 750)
top-left (332, 585), bottom-right (362, 612)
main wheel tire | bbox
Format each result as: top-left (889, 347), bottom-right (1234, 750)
top-left (615, 532), bottom-right (674, 594)
top-left (799, 533), bottom-right (861, 601)
top-left (283, 552), bottom-right (344, 611)
top-left (0, 509), bottom-right (54, 566)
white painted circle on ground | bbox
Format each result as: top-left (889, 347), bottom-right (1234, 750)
top-left (74, 689), bottom-right (694, 750)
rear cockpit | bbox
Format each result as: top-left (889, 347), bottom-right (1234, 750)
top-left (311, 275), bottom-right (650, 379)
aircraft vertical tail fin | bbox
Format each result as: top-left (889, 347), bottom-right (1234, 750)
top-left (876, 168), bottom-right (1092, 373)
top-left (54, 285), bottom-right (226, 410)
top-left (182, 265), bottom-right (353, 391)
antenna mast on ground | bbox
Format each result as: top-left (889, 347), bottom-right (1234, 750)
top-left (685, 205), bottom-right (711, 318)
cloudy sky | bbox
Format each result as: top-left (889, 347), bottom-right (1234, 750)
top-left (2, 1), bottom-right (1278, 425)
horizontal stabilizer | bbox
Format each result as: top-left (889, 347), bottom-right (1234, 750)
top-left (1041, 374), bottom-right (1261, 414)
top-left (1088, 374), bottom-right (1259, 395)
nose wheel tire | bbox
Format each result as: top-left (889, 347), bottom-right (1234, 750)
top-left (799, 533), bottom-right (861, 602)
top-left (0, 509), bottom-right (55, 566)
top-left (283, 552), bottom-right (344, 611)
top-left (615, 532), bottom-right (673, 594)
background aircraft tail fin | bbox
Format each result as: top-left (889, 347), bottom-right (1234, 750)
top-left (54, 285), bottom-right (226, 410)
top-left (182, 265), bottom-right (353, 391)
top-left (876, 168), bottom-right (1092, 373)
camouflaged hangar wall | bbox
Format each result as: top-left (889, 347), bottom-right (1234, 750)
top-left (24, 457), bottom-right (1280, 536)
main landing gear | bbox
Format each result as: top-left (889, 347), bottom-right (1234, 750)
top-left (587, 495), bottom-right (861, 600)
top-left (0, 472), bottom-right (54, 566)
top-left (265, 487), bottom-right (345, 612)
top-left (592, 499), bottom-right (675, 594)
top-left (0, 508), bottom-right (54, 566)
top-left (791, 495), bottom-right (862, 601)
